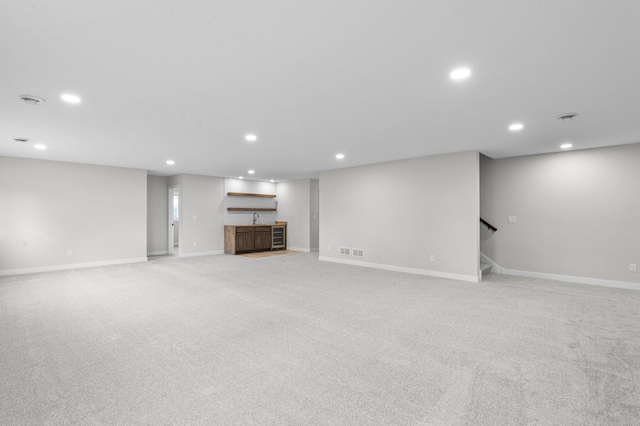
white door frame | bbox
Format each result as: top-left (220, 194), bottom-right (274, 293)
top-left (168, 184), bottom-right (181, 255)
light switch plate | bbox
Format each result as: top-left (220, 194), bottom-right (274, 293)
top-left (508, 216), bottom-right (517, 223)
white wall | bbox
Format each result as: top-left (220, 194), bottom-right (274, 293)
top-left (225, 178), bottom-right (276, 195)
top-left (147, 175), bottom-right (168, 255)
top-left (277, 179), bottom-right (312, 251)
top-left (0, 156), bottom-right (147, 274)
top-left (319, 151), bottom-right (480, 282)
top-left (480, 144), bottom-right (640, 285)
top-left (169, 174), bottom-right (225, 256)
top-left (224, 178), bottom-right (277, 225)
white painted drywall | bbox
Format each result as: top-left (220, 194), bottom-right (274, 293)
top-left (0, 156), bottom-right (147, 273)
top-left (277, 179), bottom-right (312, 251)
top-left (168, 174), bottom-right (224, 256)
top-left (223, 178), bottom-right (277, 225)
top-left (480, 144), bottom-right (640, 284)
top-left (225, 178), bottom-right (276, 195)
top-left (147, 175), bottom-right (168, 254)
top-left (319, 151), bottom-right (480, 281)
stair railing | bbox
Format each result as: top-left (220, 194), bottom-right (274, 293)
top-left (480, 218), bottom-right (497, 232)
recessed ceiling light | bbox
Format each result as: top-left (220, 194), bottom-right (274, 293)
top-left (450, 67), bottom-right (471, 80)
top-left (166, 160), bottom-right (175, 165)
top-left (13, 138), bottom-right (29, 143)
top-left (248, 170), bottom-right (255, 174)
top-left (509, 123), bottom-right (524, 131)
top-left (19, 95), bottom-right (45, 105)
top-left (239, 176), bottom-right (244, 179)
top-left (560, 143), bottom-right (573, 149)
top-left (34, 144), bottom-right (47, 150)
top-left (270, 179), bottom-right (274, 183)
top-left (61, 94), bottom-right (81, 104)
top-left (335, 153), bottom-right (345, 159)
top-left (245, 134), bottom-right (257, 142)
top-left (557, 113), bottom-right (578, 121)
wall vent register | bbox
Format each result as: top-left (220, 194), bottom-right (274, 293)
top-left (340, 247), bottom-right (351, 256)
top-left (352, 249), bottom-right (364, 258)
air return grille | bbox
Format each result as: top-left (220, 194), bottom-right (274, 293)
top-left (339, 247), bottom-right (350, 256)
top-left (352, 249), bottom-right (364, 258)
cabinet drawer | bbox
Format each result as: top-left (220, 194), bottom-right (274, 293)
top-left (236, 227), bottom-right (254, 233)
top-left (255, 226), bottom-right (271, 232)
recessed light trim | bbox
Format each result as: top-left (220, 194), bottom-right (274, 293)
top-left (239, 176), bottom-right (244, 179)
top-left (166, 160), bottom-right (175, 165)
top-left (19, 95), bottom-right (45, 105)
top-left (248, 170), bottom-right (255, 174)
top-left (509, 123), bottom-right (524, 131)
top-left (335, 153), bottom-right (345, 160)
top-left (557, 113), bottom-right (578, 121)
top-left (450, 67), bottom-right (471, 80)
top-left (34, 144), bottom-right (47, 150)
top-left (61, 94), bottom-right (81, 104)
top-left (245, 134), bottom-right (257, 142)
top-left (270, 179), bottom-right (275, 183)
top-left (560, 143), bottom-right (573, 149)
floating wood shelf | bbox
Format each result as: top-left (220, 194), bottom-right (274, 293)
top-left (227, 207), bottom-right (277, 212)
top-left (227, 192), bottom-right (276, 198)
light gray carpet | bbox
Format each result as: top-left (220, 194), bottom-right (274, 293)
top-left (1, 253), bottom-right (639, 425)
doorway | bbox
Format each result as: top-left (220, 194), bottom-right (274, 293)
top-left (168, 185), bottom-right (181, 255)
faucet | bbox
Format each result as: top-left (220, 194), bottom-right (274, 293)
top-left (253, 212), bottom-right (259, 224)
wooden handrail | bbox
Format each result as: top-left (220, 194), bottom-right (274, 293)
top-left (480, 218), bottom-right (498, 232)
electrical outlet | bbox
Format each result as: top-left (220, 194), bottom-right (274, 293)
top-left (327, 245), bottom-right (331, 251)
top-left (430, 254), bottom-right (435, 262)
top-left (193, 241), bottom-right (198, 247)
top-left (192, 215), bottom-right (197, 220)
top-left (630, 264), bottom-right (637, 273)
top-left (508, 216), bottom-right (517, 223)
top-left (66, 250), bottom-right (73, 256)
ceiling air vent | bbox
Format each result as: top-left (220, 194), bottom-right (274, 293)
top-left (13, 138), bottom-right (29, 143)
top-left (557, 113), bottom-right (577, 121)
top-left (340, 247), bottom-right (350, 256)
top-left (19, 95), bottom-right (45, 105)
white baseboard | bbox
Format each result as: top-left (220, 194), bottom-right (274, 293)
top-left (147, 251), bottom-right (168, 256)
top-left (480, 252), bottom-right (503, 274)
top-left (288, 246), bottom-right (312, 253)
top-left (318, 256), bottom-right (479, 283)
top-left (479, 252), bottom-right (640, 291)
top-left (179, 250), bottom-right (224, 258)
top-left (0, 257), bottom-right (148, 277)
top-left (503, 268), bottom-right (640, 291)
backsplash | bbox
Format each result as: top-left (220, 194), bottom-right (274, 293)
top-left (225, 212), bottom-right (277, 225)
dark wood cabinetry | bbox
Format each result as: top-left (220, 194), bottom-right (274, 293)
top-left (224, 225), bottom-right (284, 254)
top-left (254, 227), bottom-right (272, 251)
top-left (235, 227), bottom-right (256, 252)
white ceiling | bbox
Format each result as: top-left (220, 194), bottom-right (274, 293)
top-left (2, 1), bottom-right (639, 181)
